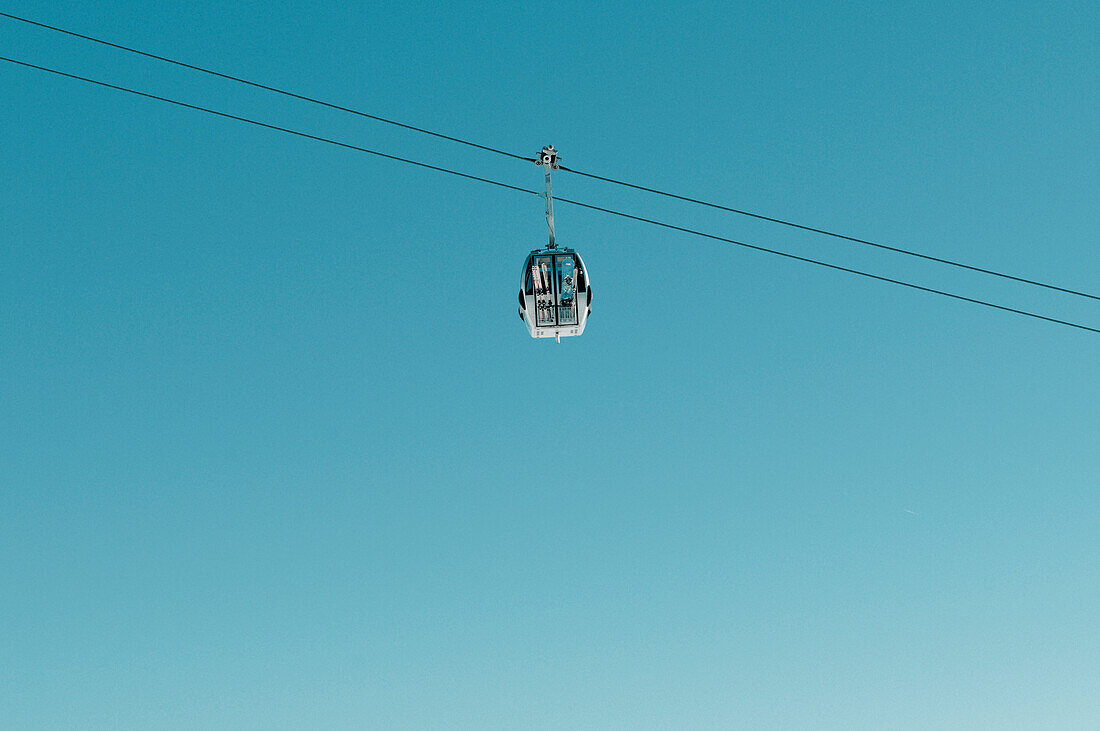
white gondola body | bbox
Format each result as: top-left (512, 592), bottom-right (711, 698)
top-left (518, 247), bottom-right (591, 340)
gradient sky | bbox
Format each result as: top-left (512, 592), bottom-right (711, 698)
top-left (2, 1), bottom-right (1098, 728)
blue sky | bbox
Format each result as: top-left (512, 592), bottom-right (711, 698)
top-left (2, 1), bottom-right (1098, 727)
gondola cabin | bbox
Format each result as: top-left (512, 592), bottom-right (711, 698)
top-left (518, 247), bottom-right (591, 341)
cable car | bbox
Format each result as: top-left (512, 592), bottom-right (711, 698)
top-left (518, 246), bottom-right (592, 340)
top-left (518, 146), bottom-right (592, 342)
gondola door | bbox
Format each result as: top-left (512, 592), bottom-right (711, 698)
top-left (556, 254), bottom-right (577, 326)
top-left (532, 254), bottom-right (556, 327)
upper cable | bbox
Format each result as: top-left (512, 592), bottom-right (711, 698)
top-left (4, 9), bottom-right (1095, 302)
top-left (0, 11), bottom-right (535, 164)
top-left (559, 165), bottom-right (1100, 302)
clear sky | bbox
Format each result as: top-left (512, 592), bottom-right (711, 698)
top-left (2, 1), bottom-right (1098, 728)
